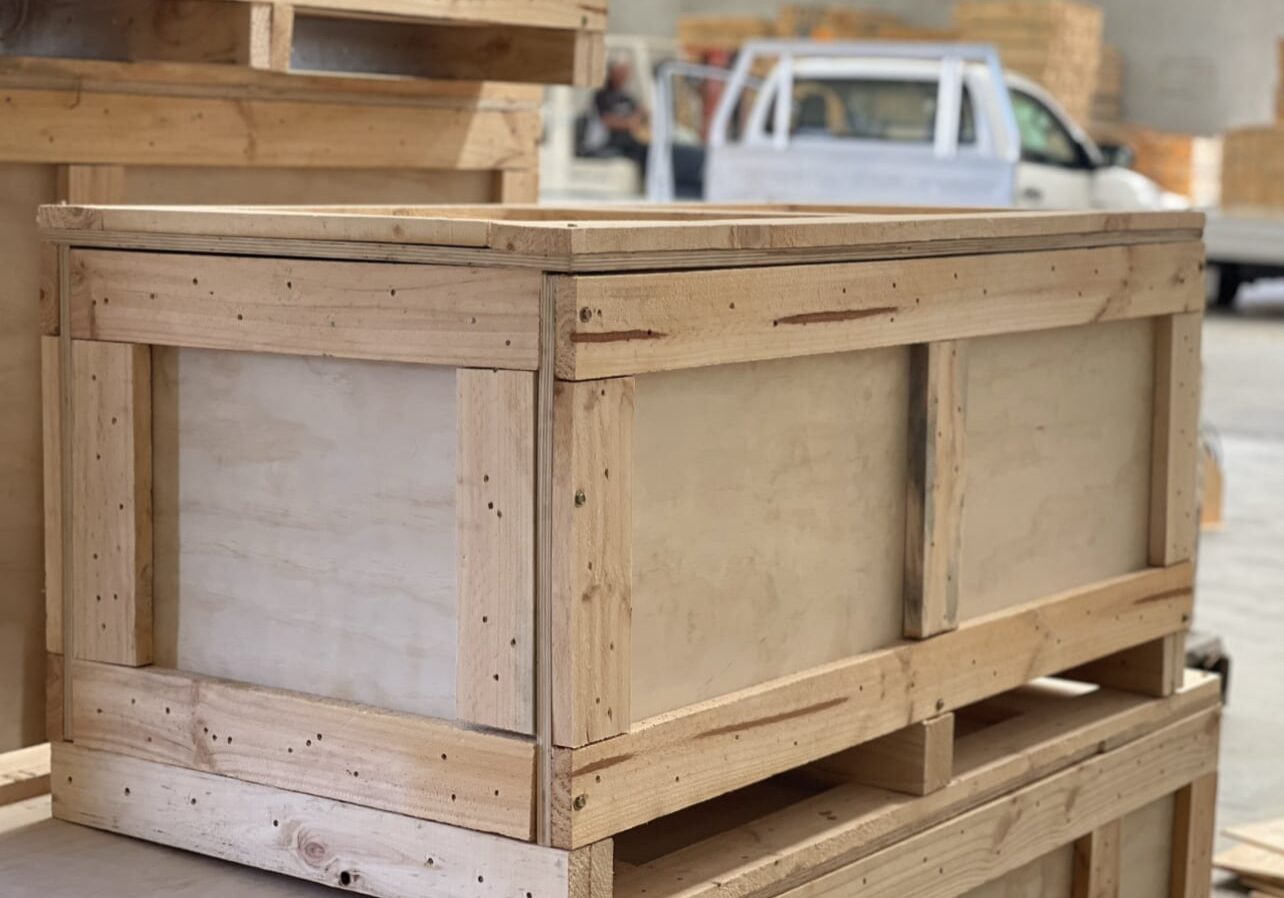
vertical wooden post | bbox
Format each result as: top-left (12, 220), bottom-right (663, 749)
top-left (1171, 773), bottom-right (1218, 898)
top-left (41, 336), bottom-right (63, 656)
top-left (551, 377), bottom-right (633, 748)
top-left (904, 340), bottom-right (968, 638)
top-left (248, 2), bottom-right (295, 72)
top-left (1067, 632), bottom-right (1187, 698)
top-left (71, 340), bottom-right (153, 666)
top-left (456, 368), bottom-right (537, 735)
top-left (807, 713), bottom-right (955, 796)
top-left (494, 170), bottom-right (540, 204)
top-left (1073, 818), bottom-right (1122, 898)
top-left (1150, 312), bottom-right (1202, 566)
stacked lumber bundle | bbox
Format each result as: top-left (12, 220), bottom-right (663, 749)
top-left (676, 15), bottom-right (774, 53)
top-left (36, 203), bottom-right (1215, 896)
top-left (0, 0), bottom-right (606, 760)
top-left (1222, 127), bottom-right (1284, 210)
top-left (955, 0), bottom-right (1104, 122)
top-left (1093, 43), bottom-right (1124, 124)
top-left (1093, 124), bottom-right (1223, 206)
top-left (775, 5), bottom-right (957, 41)
top-left (1217, 818), bottom-right (1284, 894)
top-left (1278, 38), bottom-right (1284, 121)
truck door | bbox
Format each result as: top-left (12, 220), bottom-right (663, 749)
top-left (1010, 88), bottom-right (1096, 209)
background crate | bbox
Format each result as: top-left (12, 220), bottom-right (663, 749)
top-left (39, 205), bottom-right (1204, 891)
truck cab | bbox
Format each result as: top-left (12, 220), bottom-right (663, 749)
top-left (652, 40), bottom-right (1182, 211)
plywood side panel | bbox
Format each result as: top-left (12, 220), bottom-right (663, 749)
top-left (0, 164), bottom-right (57, 752)
top-left (961, 320), bottom-right (1154, 618)
top-left (630, 349), bottom-right (908, 723)
top-left (1119, 794), bottom-right (1176, 898)
top-left (962, 846), bottom-right (1074, 898)
top-left (152, 348), bottom-right (459, 720)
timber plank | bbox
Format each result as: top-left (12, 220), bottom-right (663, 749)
top-left (552, 564), bottom-right (1194, 848)
top-left (554, 242), bottom-right (1204, 378)
top-left (1149, 313), bottom-right (1203, 566)
top-left (69, 250), bottom-right (541, 368)
top-left (51, 743), bottom-right (570, 898)
top-left (1072, 820), bottom-right (1122, 898)
top-left (0, 744), bottom-right (51, 807)
top-left (70, 661), bottom-right (536, 840)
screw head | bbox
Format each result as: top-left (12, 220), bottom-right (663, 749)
top-left (579, 307), bottom-right (592, 322)
top-left (572, 794), bottom-right (587, 810)
top-left (574, 489), bottom-right (587, 507)
top-left (935, 698), bottom-right (945, 712)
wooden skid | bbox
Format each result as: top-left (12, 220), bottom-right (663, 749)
top-left (552, 564), bottom-right (1194, 847)
top-left (0, 0), bottom-right (605, 87)
top-left (0, 743), bottom-right (51, 807)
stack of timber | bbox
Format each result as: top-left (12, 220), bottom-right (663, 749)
top-left (774, 6), bottom-right (957, 41)
top-left (0, 0), bottom-right (606, 760)
top-left (1217, 818), bottom-right (1284, 895)
top-left (1092, 43), bottom-right (1124, 124)
top-left (1092, 123), bottom-right (1223, 206)
top-left (676, 15), bottom-right (775, 53)
top-left (1221, 127), bottom-right (1284, 210)
top-left (955, 0), bottom-right (1103, 123)
top-left (35, 203), bottom-right (1213, 896)
top-left (1278, 38), bottom-right (1284, 122)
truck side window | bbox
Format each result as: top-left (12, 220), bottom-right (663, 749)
top-left (788, 78), bottom-right (976, 144)
top-left (1010, 89), bottom-right (1090, 168)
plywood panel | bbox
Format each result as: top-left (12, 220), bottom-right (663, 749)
top-left (152, 348), bottom-right (458, 719)
top-left (961, 320), bottom-right (1154, 618)
top-left (961, 845), bottom-right (1074, 898)
top-left (630, 349), bottom-right (908, 722)
top-left (0, 164), bottom-right (58, 752)
top-left (1120, 793), bottom-right (1176, 898)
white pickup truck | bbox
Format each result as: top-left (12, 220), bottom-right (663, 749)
top-left (648, 40), bottom-right (1183, 212)
top-left (1203, 211), bottom-right (1284, 308)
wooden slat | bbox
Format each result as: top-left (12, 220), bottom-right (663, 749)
top-left (457, 369), bottom-right (537, 735)
top-left (0, 743), bottom-right (51, 807)
top-left (224, 0), bottom-right (606, 31)
top-left (1173, 773), bottom-right (1218, 898)
top-left (904, 340), bottom-right (968, 638)
top-left (1149, 313), bottom-right (1203, 565)
top-left (551, 563), bottom-right (1194, 848)
top-left (551, 377), bottom-right (634, 748)
top-left (71, 340), bottom-right (152, 666)
top-left (51, 743), bottom-right (570, 898)
top-left (248, 1), bottom-right (295, 72)
top-left (69, 250), bottom-right (541, 368)
top-left (809, 714), bottom-right (954, 796)
top-left (1073, 819), bottom-right (1122, 898)
top-left (70, 661), bottom-right (536, 840)
top-left (1067, 632), bottom-right (1187, 698)
top-left (46, 653), bottom-right (64, 744)
top-left (41, 337), bottom-right (62, 655)
top-left (553, 242), bottom-right (1204, 379)
top-left (495, 170), bottom-right (541, 204)
top-left (0, 88), bottom-right (538, 170)
top-left (612, 673), bottom-right (1221, 898)
top-left (772, 709), bottom-right (1219, 898)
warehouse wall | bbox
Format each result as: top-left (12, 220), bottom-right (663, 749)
top-left (608, 0), bottom-right (1283, 134)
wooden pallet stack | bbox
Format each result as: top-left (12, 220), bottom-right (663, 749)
top-left (1277, 38), bottom-right (1284, 122)
top-left (1222, 127), bottom-right (1284, 210)
top-left (1092, 123), bottom-right (1223, 206)
top-left (774, 6), bottom-right (957, 41)
top-left (34, 203), bottom-right (1216, 897)
top-left (1093, 43), bottom-right (1124, 124)
top-left (955, 0), bottom-right (1103, 123)
top-left (0, 0), bottom-right (606, 760)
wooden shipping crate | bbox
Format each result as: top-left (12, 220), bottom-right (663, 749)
top-left (0, 0), bottom-right (605, 87)
top-left (40, 205), bottom-right (1204, 890)
top-left (1222, 127), bottom-right (1284, 211)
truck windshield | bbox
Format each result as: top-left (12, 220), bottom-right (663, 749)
top-left (788, 78), bottom-right (976, 144)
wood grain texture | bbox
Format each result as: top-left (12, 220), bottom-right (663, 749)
top-left (961, 319), bottom-right (1155, 619)
top-left (774, 708), bottom-right (1219, 898)
top-left (630, 350), bottom-right (907, 721)
top-left (222, 0), bottom-right (606, 30)
top-left (1119, 795), bottom-right (1176, 898)
top-left (70, 661), bottom-right (534, 839)
top-left (611, 673), bottom-right (1221, 898)
top-left (551, 564), bottom-right (1194, 848)
top-left (1073, 820), bottom-right (1122, 898)
top-left (1067, 633), bottom-right (1187, 698)
top-left (71, 339), bottom-right (152, 666)
top-left (152, 348), bottom-right (459, 720)
top-left (0, 743), bottom-right (51, 807)
top-left (904, 340), bottom-right (967, 638)
top-left (1173, 774), bottom-right (1219, 898)
top-left (70, 250), bottom-right (541, 368)
top-left (51, 743), bottom-right (570, 898)
top-left (41, 337), bottom-right (62, 655)
top-left (551, 378), bottom-right (633, 748)
top-left (553, 242), bottom-right (1203, 379)
top-left (0, 88), bottom-right (538, 170)
top-left (456, 369), bottom-right (536, 735)
top-left (810, 714), bottom-right (954, 796)
top-left (1150, 313), bottom-right (1203, 566)
top-left (965, 848), bottom-right (1074, 898)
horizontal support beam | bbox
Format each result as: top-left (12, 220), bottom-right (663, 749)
top-left (808, 714), bottom-right (954, 796)
top-left (69, 250), bottom-right (541, 368)
top-left (0, 87), bottom-right (539, 169)
top-left (71, 661), bottom-right (536, 839)
top-left (52, 742), bottom-right (573, 898)
top-left (613, 673), bottom-right (1221, 898)
top-left (553, 242), bottom-right (1204, 379)
top-left (0, 743), bottom-right (52, 807)
top-left (225, 0), bottom-right (607, 31)
top-left (552, 563), bottom-right (1195, 847)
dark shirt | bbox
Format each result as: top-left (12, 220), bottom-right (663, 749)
top-left (594, 87), bottom-right (639, 131)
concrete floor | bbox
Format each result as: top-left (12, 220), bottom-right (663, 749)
top-left (1197, 282), bottom-right (1284, 894)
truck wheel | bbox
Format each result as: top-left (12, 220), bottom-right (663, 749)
top-left (1211, 263), bottom-right (1241, 309)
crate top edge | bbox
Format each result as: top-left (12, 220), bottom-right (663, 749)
top-left (39, 204), bottom-right (1206, 272)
